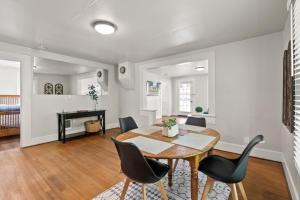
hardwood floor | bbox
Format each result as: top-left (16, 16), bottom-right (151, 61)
top-left (0, 128), bottom-right (291, 200)
top-left (0, 135), bottom-right (19, 152)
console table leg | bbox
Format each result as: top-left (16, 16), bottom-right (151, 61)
top-left (62, 117), bottom-right (66, 143)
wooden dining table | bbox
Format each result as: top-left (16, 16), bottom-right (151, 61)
top-left (116, 127), bottom-right (220, 200)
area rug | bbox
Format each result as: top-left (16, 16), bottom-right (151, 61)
top-left (93, 160), bottom-right (230, 200)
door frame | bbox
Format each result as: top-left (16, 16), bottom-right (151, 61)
top-left (0, 51), bottom-right (32, 147)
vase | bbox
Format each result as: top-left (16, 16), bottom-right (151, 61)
top-left (162, 124), bottom-right (179, 137)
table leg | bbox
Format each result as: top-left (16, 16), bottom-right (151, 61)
top-left (168, 159), bottom-right (173, 187)
top-left (58, 115), bottom-right (61, 141)
top-left (102, 113), bottom-right (106, 134)
top-left (62, 116), bottom-right (66, 143)
top-left (188, 155), bottom-right (202, 200)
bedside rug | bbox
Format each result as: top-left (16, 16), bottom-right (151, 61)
top-left (93, 160), bottom-right (230, 200)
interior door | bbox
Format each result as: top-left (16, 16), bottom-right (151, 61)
top-left (178, 81), bottom-right (192, 113)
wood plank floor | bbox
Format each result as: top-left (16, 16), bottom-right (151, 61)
top-left (0, 128), bottom-right (291, 200)
top-left (0, 135), bottom-right (19, 152)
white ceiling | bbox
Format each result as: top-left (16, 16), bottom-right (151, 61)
top-left (33, 57), bottom-right (94, 75)
top-left (148, 60), bottom-right (208, 78)
top-left (0, 0), bottom-right (287, 65)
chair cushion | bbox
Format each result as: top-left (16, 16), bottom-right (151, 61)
top-left (146, 158), bottom-right (170, 179)
top-left (198, 155), bottom-right (238, 183)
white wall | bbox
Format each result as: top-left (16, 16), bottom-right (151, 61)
top-left (172, 75), bottom-right (208, 115)
top-left (33, 73), bottom-right (71, 95)
top-left (120, 32), bottom-right (283, 152)
top-left (280, 15), bottom-right (300, 200)
top-left (31, 65), bottom-right (119, 138)
top-left (0, 41), bottom-right (119, 146)
top-left (0, 65), bottom-right (20, 95)
top-left (141, 71), bottom-right (172, 119)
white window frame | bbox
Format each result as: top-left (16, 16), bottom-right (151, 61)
top-left (292, 0), bottom-right (300, 175)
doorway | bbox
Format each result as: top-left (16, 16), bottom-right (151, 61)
top-left (178, 81), bottom-right (193, 113)
top-left (0, 59), bottom-right (21, 150)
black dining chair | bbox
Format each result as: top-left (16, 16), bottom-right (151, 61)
top-left (119, 116), bottom-right (138, 134)
top-left (111, 137), bottom-right (170, 200)
top-left (185, 116), bottom-right (206, 127)
top-left (199, 135), bottom-right (264, 200)
top-left (173, 117), bottom-right (207, 171)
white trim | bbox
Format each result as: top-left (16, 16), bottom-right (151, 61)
top-left (28, 134), bottom-right (58, 147)
top-left (0, 51), bottom-right (32, 148)
top-left (215, 141), bottom-right (283, 162)
top-left (287, 0), bottom-right (292, 11)
top-left (282, 156), bottom-right (300, 200)
top-left (24, 122), bottom-right (119, 147)
top-left (136, 50), bottom-right (216, 119)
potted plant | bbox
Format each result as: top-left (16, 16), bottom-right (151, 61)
top-left (88, 84), bottom-right (99, 110)
top-left (195, 106), bottom-right (203, 113)
top-left (162, 118), bottom-right (179, 137)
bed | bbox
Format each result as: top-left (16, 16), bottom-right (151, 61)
top-left (0, 95), bottom-right (20, 137)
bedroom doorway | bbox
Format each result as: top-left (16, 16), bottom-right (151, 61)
top-left (0, 59), bottom-right (21, 150)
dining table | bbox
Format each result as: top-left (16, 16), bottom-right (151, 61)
top-left (116, 126), bottom-right (220, 200)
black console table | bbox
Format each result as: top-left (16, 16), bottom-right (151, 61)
top-left (57, 110), bottom-right (106, 143)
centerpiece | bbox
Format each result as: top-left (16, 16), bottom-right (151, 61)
top-left (162, 118), bottom-right (179, 137)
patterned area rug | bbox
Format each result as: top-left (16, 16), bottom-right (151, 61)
top-left (93, 160), bottom-right (230, 200)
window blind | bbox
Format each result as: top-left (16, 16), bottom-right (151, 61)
top-left (292, 0), bottom-right (300, 175)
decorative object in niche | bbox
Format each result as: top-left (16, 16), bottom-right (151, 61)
top-left (119, 66), bottom-right (126, 74)
top-left (282, 41), bottom-right (294, 133)
top-left (146, 81), bottom-right (161, 96)
top-left (44, 83), bottom-right (53, 95)
top-left (55, 83), bottom-right (64, 95)
top-left (88, 84), bottom-right (99, 110)
top-left (195, 106), bottom-right (203, 113)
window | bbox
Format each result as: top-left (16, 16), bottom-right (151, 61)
top-left (292, 0), bottom-right (300, 175)
top-left (179, 82), bottom-right (191, 112)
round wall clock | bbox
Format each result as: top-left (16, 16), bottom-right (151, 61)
top-left (120, 66), bottom-right (126, 74)
top-left (97, 71), bottom-right (102, 78)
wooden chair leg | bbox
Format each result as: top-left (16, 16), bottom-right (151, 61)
top-left (141, 184), bottom-right (147, 200)
top-left (230, 184), bottom-right (239, 200)
top-left (201, 177), bottom-right (214, 200)
top-left (237, 182), bottom-right (247, 200)
top-left (120, 178), bottom-right (131, 200)
top-left (173, 159), bottom-right (179, 171)
top-left (156, 180), bottom-right (168, 200)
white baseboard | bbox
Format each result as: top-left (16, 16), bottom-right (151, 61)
top-left (215, 141), bottom-right (283, 162)
top-left (28, 134), bottom-right (58, 147)
top-left (25, 122), bottom-right (119, 147)
top-left (281, 156), bottom-right (300, 200)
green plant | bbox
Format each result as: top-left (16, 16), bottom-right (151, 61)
top-left (195, 106), bottom-right (203, 113)
top-left (162, 118), bottom-right (177, 130)
top-left (88, 84), bottom-right (99, 102)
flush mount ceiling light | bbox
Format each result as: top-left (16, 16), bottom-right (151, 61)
top-left (93, 20), bottom-right (117, 35)
top-left (195, 66), bottom-right (205, 71)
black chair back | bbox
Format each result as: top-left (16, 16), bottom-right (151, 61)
top-left (111, 137), bottom-right (160, 183)
top-left (232, 135), bottom-right (264, 181)
top-left (119, 116), bottom-right (138, 134)
top-left (185, 117), bottom-right (206, 127)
